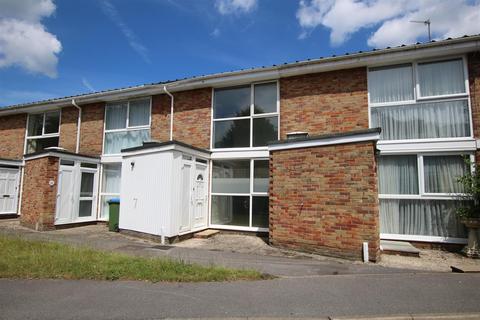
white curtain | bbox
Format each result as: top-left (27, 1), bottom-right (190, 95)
top-left (371, 99), bottom-right (470, 140)
top-left (368, 64), bottom-right (413, 103)
top-left (424, 156), bottom-right (467, 193)
top-left (105, 103), bottom-right (127, 130)
top-left (380, 199), bottom-right (466, 238)
top-left (104, 129), bottom-right (150, 154)
top-left (378, 155), bottom-right (418, 194)
top-left (129, 99), bottom-right (150, 127)
top-left (418, 59), bottom-right (465, 97)
top-left (102, 164), bottom-right (121, 193)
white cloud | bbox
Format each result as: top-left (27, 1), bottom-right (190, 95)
top-left (215, 0), bottom-right (258, 15)
top-left (211, 28), bottom-right (221, 37)
top-left (100, 0), bottom-right (150, 63)
top-left (82, 77), bottom-right (96, 93)
top-left (296, 0), bottom-right (480, 47)
top-left (0, 0), bottom-right (61, 78)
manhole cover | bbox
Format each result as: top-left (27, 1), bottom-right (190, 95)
top-left (150, 245), bottom-right (174, 250)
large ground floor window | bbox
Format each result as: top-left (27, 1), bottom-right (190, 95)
top-left (99, 163), bottom-right (121, 220)
top-left (211, 158), bottom-right (269, 229)
top-left (378, 153), bottom-right (471, 241)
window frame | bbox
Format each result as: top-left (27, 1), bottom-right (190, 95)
top-left (102, 97), bottom-right (152, 156)
top-left (97, 162), bottom-right (122, 221)
top-left (210, 158), bottom-right (269, 231)
top-left (24, 110), bottom-right (62, 154)
top-left (367, 55), bottom-right (473, 143)
top-left (211, 81), bottom-right (280, 151)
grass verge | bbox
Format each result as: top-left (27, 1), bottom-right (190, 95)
top-left (0, 235), bottom-right (267, 282)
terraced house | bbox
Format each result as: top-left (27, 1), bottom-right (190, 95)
top-left (1, 35), bottom-right (479, 262)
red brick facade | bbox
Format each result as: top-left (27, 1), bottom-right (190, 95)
top-left (468, 51), bottom-right (480, 139)
top-left (0, 113), bottom-right (27, 159)
top-left (59, 106), bottom-right (79, 152)
top-left (279, 67), bottom-right (369, 139)
top-left (79, 102), bottom-right (105, 156)
top-left (151, 94), bottom-right (171, 142)
top-left (269, 140), bottom-right (380, 262)
top-left (20, 156), bottom-right (59, 231)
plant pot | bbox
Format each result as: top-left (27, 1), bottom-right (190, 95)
top-left (461, 218), bottom-right (480, 259)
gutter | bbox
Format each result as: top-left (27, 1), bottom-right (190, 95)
top-left (71, 99), bottom-right (82, 153)
top-left (163, 86), bottom-right (174, 141)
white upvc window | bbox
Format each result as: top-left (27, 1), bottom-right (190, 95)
top-left (368, 57), bottom-right (472, 142)
top-left (98, 163), bottom-right (121, 220)
top-left (25, 110), bottom-right (61, 154)
top-left (378, 153), bottom-right (473, 242)
top-left (103, 98), bottom-right (151, 155)
top-left (210, 158), bottom-right (269, 230)
top-left (212, 81), bottom-right (279, 150)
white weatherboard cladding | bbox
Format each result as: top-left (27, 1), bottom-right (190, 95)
top-left (119, 152), bottom-right (175, 236)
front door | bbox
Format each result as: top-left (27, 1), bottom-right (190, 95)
top-left (192, 163), bottom-right (208, 228)
top-left (0, 168), bottom-right (20, 214)
top-left (56, 165), bottom-right (75, 224)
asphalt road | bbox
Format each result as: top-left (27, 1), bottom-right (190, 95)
top-left (1, 273), bottom-right (480, 319)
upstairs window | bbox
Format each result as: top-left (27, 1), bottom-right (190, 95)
top-left (213, 82), bottom-right (279, 149)
top-left (25, 111), bottom-right (60, 154)
top-left (104, 98), bottom-right (151, 155)
top-left (368, 58), bottom-right (470, 141)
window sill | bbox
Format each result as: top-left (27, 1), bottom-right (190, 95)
top-left (377, 138), bottom-right (476, 154)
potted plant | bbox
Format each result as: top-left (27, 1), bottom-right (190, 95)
top-left (456, 157), bottom-right (480, 258)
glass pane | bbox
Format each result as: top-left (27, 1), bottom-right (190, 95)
top-left (252, 196), bottom-right (269, 228)
top-left (253, 116), bottom-right (278, 146)
top-left (213, 119), bottom-right (250, 148)
top-left (424, 155), bottom-right (468, 193)
top-left (380, 199), bottom-right (466, 238)
top-left (212, 160), bottom-right (250, 193)
top-left (80, 163), bottom-right (97, 169)
top-left (60, 160), bottom-right (74, 166)
top-left (100, 195), bottom-right (116, 220)
top-left (254, 160), bottom-right (269, 193)
top-left (418, 59), bottom-right (465, 97)
top-left (371, 100), bottom-right (470, 140)
top-left (211, 195), bottom-right (249, 226)
top-left (79, 200), bottom-right (93, 217)
top-left (368, 64), bottom-right (413, 103)
top-left (129, 99), bottom-right (150, 127)
top-left (80, 172), bottom-right (94, 197)
top-left (105, 103), bottom-right (127, 130)
top-left (214, 86), bottom-right (250, 118)
top-left (102, 163), bottom-right (121, 193)
top-left (254, 83), bottom-right (277, 114)
top-left (104, 129), bottom-right (150, 154)
top-left (44, 111), bottom-right (60, 134)
top-left (26, 137), bottom-right (59, 154)
top-left (377, 155), bottom-right (418, 194)
top-left (27, 114), bottom-right (43, 136)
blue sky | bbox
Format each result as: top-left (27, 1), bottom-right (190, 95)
top-left (1, 0), bottom-right (479, 107)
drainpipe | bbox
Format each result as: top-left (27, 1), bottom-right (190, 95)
top-left (163, 86), bottom-right (174, 141)
top-left (71, 99), bottom-right (82, 153)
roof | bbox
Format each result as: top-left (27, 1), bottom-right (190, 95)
top-left (1, 34), bottom-right (479, 114)
top-left (121, 140), bottom-right (211, 154)
top-left (268, 128), bottom-right (381, 151)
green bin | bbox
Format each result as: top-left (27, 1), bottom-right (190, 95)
top-left (108, 198), bottom-right (120, 232)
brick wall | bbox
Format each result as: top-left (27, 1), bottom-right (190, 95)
top-left (151, 94), bottom-right (171, 142)
top-left (279, 67), bottom-right (369, 139)
top-left (79, 102), bottom-right (105, 156)
top-left (269, 141), bottom-right (380, 261)
top-left (0, 113), bottom-right (26, 159)
top-left (468, 51), bottom-right (480, 139)
top-left (59, 106), bottom-right (79, 152)
top-left (20, 156), bottom-right (59, 231)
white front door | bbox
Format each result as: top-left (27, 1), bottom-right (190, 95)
top-left (0, 168), bottom-right (20, 214)
top-left (192, 163), bottom-right (208, 228)
top-left (56, 166), bottom-right (75, 224)
top-left (56, 162), bottom-right (98, 225)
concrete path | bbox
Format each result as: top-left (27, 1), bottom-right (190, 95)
top-left (1, 273), bottom-right (480, 319)
top-left (0, 220), bottom-right (413, 277)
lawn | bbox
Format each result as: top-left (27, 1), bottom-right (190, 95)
top-left (0, 235), bottom-right (266, 282)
